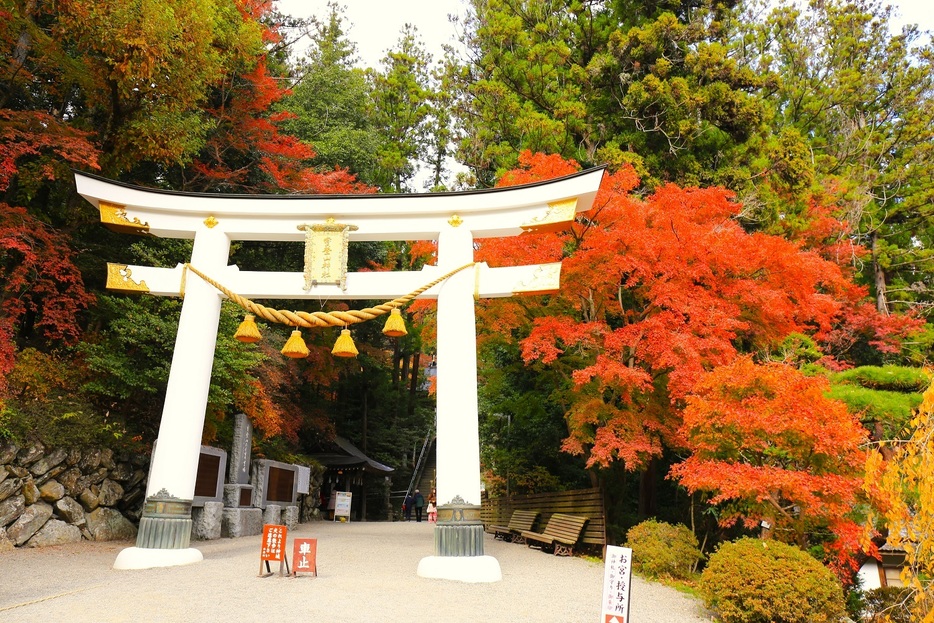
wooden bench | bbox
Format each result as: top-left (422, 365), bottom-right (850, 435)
top-left (520, 513), bottom-right (589, 556)
top-left (482, 487), bottom-right (607, 555)
top-left (490, 510), bottom-right (539, 543)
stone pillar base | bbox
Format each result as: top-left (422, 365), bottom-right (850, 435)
top-left (135, 493), bottom-right (193, 549)
top-left (434, 502), bottom-right (484, 556)
top-left (114, 492), bottom-right (203, 570)
top-left (113, 546), bottom-right (203, 570)
top-left (434, 524), bottom-right (485, 556)
top-left (417, 555), bottom-right (502, 583)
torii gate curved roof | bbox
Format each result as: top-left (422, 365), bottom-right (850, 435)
top-left (74, 167), bottom-right (605, 241)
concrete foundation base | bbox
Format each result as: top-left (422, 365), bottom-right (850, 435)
top-left (416, 555), bottom-right (502, 583)
top-left (113, 546), bottom-right (203, 570)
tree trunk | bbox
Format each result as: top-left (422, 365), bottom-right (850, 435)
top-left (407, 351), bottom-right (421, 418)
top-left (391, 340), bottom-right (401, 388)
top-left (872, 232), bottom-right (890, 315)
top-left (638, 459), bottom-right (657, 518)
top-left (760, 514), bottom-right (775, 539)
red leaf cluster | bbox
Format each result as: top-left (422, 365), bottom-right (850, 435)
top-left (0, 206), bottom-right (95, 390)
top-left (0, 110), bottom-right (99, 192)
top-left (187, 5), bottom-right (373, 196)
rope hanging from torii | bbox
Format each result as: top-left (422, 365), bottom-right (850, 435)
top-left (181, 261), bottom-right (476, 358)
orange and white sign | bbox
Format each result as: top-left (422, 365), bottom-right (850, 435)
top-left (259, 524), bottom-right (290, 577)
top-left (292, 538), bottom-right (318, 577)
top-left (261, 524), bottom-right (287, 561)
top-left (601, 545), bottom-right (632, 623)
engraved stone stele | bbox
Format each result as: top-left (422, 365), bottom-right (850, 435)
top-left (229, 413), bottom-right (252, 485)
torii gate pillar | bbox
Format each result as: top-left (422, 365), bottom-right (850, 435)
top-left (416, 223), bottom-right (500, 581)
top-left (114, 225), bottom-right (230, 570)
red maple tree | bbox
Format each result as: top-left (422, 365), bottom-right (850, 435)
top-left (0, 110), bottom-right (99, 390)
top-left (0, 206), bottom-right (96, 389)
top-left (669, 356), bottom-right (868, 580)
top-left (473, 151), bottom-right (913, 475)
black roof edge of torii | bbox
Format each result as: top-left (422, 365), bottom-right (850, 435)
top-left (71, 165), bottom-right (608, 201)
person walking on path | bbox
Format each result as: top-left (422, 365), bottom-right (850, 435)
top-left (427, 499), bottom-right (437, 523)
top-left (403, 492), bottom-right (414, 521)
top-left (414, 489), bottom-right (425, 522)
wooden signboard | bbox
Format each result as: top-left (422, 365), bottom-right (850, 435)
top-left (292, 538), bottom-right (318, 577)
top-left (333, 491), bottom-right (352, 522)
top-left (600, 545), bottom-right (633, 623)
top-left (258, 524), bottom-right (290, 577)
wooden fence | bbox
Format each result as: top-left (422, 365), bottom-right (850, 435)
top-left (481, 487), bottom-right (606, 555)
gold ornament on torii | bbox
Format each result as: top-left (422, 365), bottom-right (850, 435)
top-left (297, 218), bottom-right (358, 291)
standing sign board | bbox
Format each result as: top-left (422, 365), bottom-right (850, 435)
top-left (334, 491), bottom-right (352, 522)
top-left (601, 545), bottom-right (633, 623)
top-left (259, 524), bottom-right (290, 577)
top-left (292, 538), bottom-right (318, 577)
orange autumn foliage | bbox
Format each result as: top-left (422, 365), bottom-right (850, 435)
top-left (670, 357), bottom-right (868, 581)
top-left (475, 151), bottom-right (911, 474)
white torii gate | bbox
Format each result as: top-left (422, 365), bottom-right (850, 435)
top-left (75, 167), bottom-right (604, 581)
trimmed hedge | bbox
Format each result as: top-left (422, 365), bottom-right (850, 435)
top-left (700, 538), bottom-right (846, 623)
top-left (625, 519), bottom-right (702, 580)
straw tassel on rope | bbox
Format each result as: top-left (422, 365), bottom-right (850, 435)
top-left (281, 330), bottom-right (310, 358)
top-left (234, 314), bottom-right (262, 343)
top-left (331, 328), bottom-right (359, 357)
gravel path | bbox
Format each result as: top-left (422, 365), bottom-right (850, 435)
top-left (0, 521), bottom-right (713, 623)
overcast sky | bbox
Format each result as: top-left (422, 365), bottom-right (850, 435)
top-left (276, 0), bottom-right (468, 69)
top-left (276, 0), bottom-right (932, 70)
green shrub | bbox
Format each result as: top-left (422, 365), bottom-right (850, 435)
top-left (834, 366), bottom-right (930, 392)
top-left (862, 586), bottom-right (913, 623)
top-left (700, 537), bottom-right (846, 623)
top-left (625, 519), bottom-right (702, 580)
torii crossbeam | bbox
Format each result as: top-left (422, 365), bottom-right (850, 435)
top-left (75, 167), bottom-right (604, 581)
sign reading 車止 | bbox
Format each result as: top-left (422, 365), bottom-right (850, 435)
top-left (600, 545), bottom-right (633, 623)
top-left (292, 538), bottom-right (318, 577)
top-left (259, 524), bottom-right (289, 577)
top-left (334, 491), bottom-right (352, 522)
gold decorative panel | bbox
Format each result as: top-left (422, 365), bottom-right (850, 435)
top-left (520, 198), bottom-right (578, 233)
top-left (513, 264), bottom-right (561, 295)
top-left (99, 202), bottom-right (150, 235)
top-left (106, 263), bottom-right (150, 294)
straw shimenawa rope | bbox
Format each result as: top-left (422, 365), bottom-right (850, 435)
top-left (182, 262), bottom-right (476, 329)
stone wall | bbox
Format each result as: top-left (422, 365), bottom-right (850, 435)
top-left (0, 441), bottom-right (144, 551)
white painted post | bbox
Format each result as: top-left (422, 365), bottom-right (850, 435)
top-left (417, 221), bottom-right (502, 582)
top-left (435, 223), bottom-right (481, 507)
top-left (114, 224), bottom-right (230, 570)
top-left (146, 226), bottom-right (230, 498)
